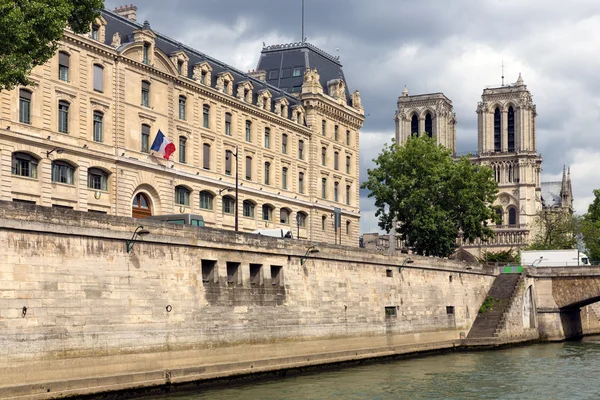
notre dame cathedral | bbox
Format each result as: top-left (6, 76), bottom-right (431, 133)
top-left (394, 74), bottom-right (572, 257)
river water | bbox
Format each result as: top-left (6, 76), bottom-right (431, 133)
top-left (145, 339), bottom-right (600, 400)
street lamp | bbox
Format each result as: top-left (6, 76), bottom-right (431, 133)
top-left (398, 257), bottom-right (414, 273)
top-left (226, 145), bottom-right (239, 231)
top-left (300, 246), bottom-right (320, 266)
top-left (218, 187), bottom-right (233, 195)
top-left (531, 257), bottom-right (543, 267)
top-left (46, 147), bottom-right (65, 157)
top-left (126, 225), bottom-right (150, 253)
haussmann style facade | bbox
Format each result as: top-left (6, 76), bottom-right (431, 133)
top-left (0, 5), bottom-right (365, 246)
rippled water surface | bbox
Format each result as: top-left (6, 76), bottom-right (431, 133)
top-left (145, 340), bottom-right (600, 400)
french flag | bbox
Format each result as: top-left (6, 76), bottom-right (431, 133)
top-left (150, 130), bottom-right (176, 160)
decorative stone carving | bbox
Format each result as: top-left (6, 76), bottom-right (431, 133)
top-left (512, 189), bottom-right (519, 197)
top-left (111, 32), bottom-right (121, 47)
top-left (500, 194), bottom-right (510, 205)
top-left (192, 65), bottom-right (202, 81)
top-left (216, 75), bottom-right (224, 92)
top-left (236, 85), bottom-right (245, 100)
top-left (303, 68), bottom-right (319, 83)
top-left (351, 90), bottom-right (362, 109)
top-left (256, 95), bottom-right (264, 108)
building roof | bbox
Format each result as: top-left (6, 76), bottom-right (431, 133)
top-left (101, 9), bottom-right (302, 116)
top-left (256, 42), bottom-right (351, 101)
top-left (541, 181), bottom-right (563, 208)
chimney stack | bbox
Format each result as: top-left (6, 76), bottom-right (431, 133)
top-left (114, 4), bottom-right (137, 21)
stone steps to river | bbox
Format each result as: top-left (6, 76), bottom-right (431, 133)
top-left (467, 274), bottom-right (522, 339)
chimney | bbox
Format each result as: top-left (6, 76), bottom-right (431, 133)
top-left (114, 4), bottom-right (137, 21)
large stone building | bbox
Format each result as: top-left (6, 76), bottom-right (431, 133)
top-left (394, 74), bottom-right (572, 255)
top-left (0, 5), bottom-right (364, 246)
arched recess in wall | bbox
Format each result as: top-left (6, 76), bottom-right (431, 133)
top-left (131, 184), bottom-right (161, 218)
top-left (508, 206), bottom-right (518, 226)
top-left (424, 112), bottom-right (433, 138)
top-left (410, 114), bottom-right (418, 136)
top-left (523, 285), bottom-right (536, 329)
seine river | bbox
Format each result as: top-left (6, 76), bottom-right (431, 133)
top-left (144, 339), bottom-right (600, 400)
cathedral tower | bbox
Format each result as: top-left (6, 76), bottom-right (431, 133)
top-left (395, 87), bottom-right (456, 155)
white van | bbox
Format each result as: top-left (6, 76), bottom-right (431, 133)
top-left (251, 228), bottom-right (293, 239)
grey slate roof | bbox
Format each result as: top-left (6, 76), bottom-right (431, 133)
top-left (101, 9), bottom-right (302, 119)
top-left (256, 42), bottom-right (351, 101)
top-left (541, 181), bottom-right (563, 208)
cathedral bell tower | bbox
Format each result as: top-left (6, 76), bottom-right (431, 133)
top-left (475, 74), bottom-right (542, 247)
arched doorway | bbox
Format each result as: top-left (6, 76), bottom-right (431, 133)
top-left (132, 192), bottom-right (152, 218)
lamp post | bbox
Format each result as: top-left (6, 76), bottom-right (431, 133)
top-left (126, 225), bottom-right (150, 253)
top-left (46, 147), bottom-right (65, 157)
top-left (300, 246), bottom-right (320, 266)
top-left (226, 145), bottom-right (239, 231)
top-left (531, 257), bottom-right (543, 267)
top-left (399, 257), bottom-right (414, 273)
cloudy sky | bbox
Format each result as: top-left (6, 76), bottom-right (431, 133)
top-left (105, 0), bottom-right (600, 233)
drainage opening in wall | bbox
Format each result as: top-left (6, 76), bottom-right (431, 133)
top-left (385, 306), bottom-right (397, 318)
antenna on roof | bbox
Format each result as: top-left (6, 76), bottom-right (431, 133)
top-left (301, 0), bottom-right (305, 43)
top-left (501, 60), bottom-right (505, 87)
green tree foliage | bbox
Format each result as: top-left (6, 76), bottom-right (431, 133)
top-left (581, 189), bottom-right (600, 262)
top-left (526, 210), bottom-right (577, 250)
top-left (361, 136), bottom-right (499, 257)
top-left (480, 249), bottom-right (520, 264)
top-left (0, 0), bottom-right (103, 90)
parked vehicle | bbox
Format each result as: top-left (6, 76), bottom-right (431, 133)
top-left (251, 228), bottom-right (293, 239)
top-left (146, 213), bottom-right (205, 227)
top-left (521, 249), bottom-right (589, 267)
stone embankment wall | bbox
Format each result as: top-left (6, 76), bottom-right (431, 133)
top-left (0, 202), bottom-right (495, 399)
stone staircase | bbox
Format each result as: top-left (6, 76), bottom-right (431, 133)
top-left (467, 273), bottom-right (523, 339)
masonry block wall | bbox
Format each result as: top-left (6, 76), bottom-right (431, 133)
top-left (0, 202), bottom-right (494, 397)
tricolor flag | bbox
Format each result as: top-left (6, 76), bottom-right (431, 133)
top-left (150, 130), bottom-right (176, 160)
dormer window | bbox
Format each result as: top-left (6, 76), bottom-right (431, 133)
top-left (177, 60), bottom-right (183, 74)
top-left (91, 25), bottom-right (99, 40)
top-left (143, 42), bottom-right (150, 65)
top-left (201, 71), bottom-right (207, 84)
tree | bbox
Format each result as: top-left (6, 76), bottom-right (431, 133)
top-left (581, 189), bottom-right (600, 262)
top-left (361, 136), bottom-right (499, 257)
top-left (0, 0), bottom-right (104, 91)
top-left (526, 209), bottom-right (577, 250)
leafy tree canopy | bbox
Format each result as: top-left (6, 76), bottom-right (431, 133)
top-left (0, 0), bottom-right (103, 90)
top-left (581, 189), bottom-right (600, 262)
top-left (525, 209), bottom-right (577, 251)
top-left (361, 136), bottom-right (499, 257)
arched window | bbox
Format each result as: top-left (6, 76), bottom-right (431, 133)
top-left (19, 89), bottom-right (32, 124)
top-left (507, 106), bottom-right (515, 152)
top-left (203, 143), bottom-right (211, 170)
top-left (424, 113), bottom-right (433, 138)
top-left (494, 107), bottom-right (501, 152)
top-left (264, 162), bottom-right (271, 185)
top-left (175, 185), bottom-right (191, 206)
top-left (495, 208), bottom-right (503, 226)
top-left (93, 111), bottom-right (103, 142)
top-left (280, 208), bottom-right (290, 224)
top-left (11, 152), bottom-right (38, 178)
top-left (243, 200), bottom-right (255, 218)
top-left (141, 81), bottom-right (150, 107)
top-left (179, 136), bottom-right (187, 164)
top-left (225, 112), bottom-right (232, 136)
top-left (51, 160), bottom-right (75, 185)
top-left (262, 204), bottom-right (273, 221)
top-left (411, 114), bottom-right (418, 136)
top-left (179, 95), bottom-right (186, 120)
top-left (132, 192), bottom-right (152, 218)
top-left (298, 172), bottom-right (304, 193)
top-left (222, 196), bottom-right (235, 214)
top-left (321, 215), bottom-right (327, 231)
top-left (58, 52), bottom-right (69, 81)
top-left (141, 124), bottom-right (150, 153)
top-left (245, 120), bottom-right (252, 142)
top-left (508, 207), bottom-right (517, 226)
top-left (203, 104), bottom-right (210, 128)
top-left (297, 212), bottom-right (307, 228)
top-left (200, 191), bottom-right (214, 210)
top-left (88, 168), bottom-right (108, 191)
top-left (58, 100), bottom-right (69, 133)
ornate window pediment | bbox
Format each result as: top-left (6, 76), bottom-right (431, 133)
top-left (274, 97), bottom-right (289, 117)
top-left (216, 71), bottom-right (234, 95)
top-left (256, 89), bottom-right (272, 111)
top-left (327, 78), bottom-right (347, 104)
top-left (290, 104), bottom-right (305, 124)
top-left (193, 61), bottom-right (212, 86)
top-left (88, 15), bottom-right (107, 43)
top-left (170, 50), bottom-right (189, 77)
top-left (132, 22), bottom-right (157, 65)
top-left (237, 80), bottom-right (254, 103)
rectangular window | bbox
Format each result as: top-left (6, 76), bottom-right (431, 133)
top-left (446, 306), bottom-right (455, 315)
top-left (201, 260), bottom-right (217, 284)
top-left (225, 113), bottom-right (232, 136)
top-left (93, 111), bottom-right (103, 142)
top-left (281, 68), bottom-right (291, 79)
top-left (282, 167), bottom-right (288, 190)
top-left (141, 124), bottom-right (150, 153)
top-left (51, 162), bottom-right (74, 185)
top-left (19, 90), bottom-right (31, 124)
top-left (245, 156), bottom-right (252, 180)
top-left (91, 25), bottom-right (99, 40)
top-left (298, 172), bottom-right (304, 194)
top-left (203, 143), bottom-right (210, 170)
top-left (250, 264), bottom-right (263, 285)
top-left (264, 162), bottom-right (270, 185)
top-left (264, 128), bottom-right (270, 148)
top-left (58, 101), bottom-right (69, 133)
top-left (58, 52), bottom-right (69, 81)
top-left (223, 197), bottom-right (234, 214)
top-left (226, 262), bottom-right (241, 285)
top-left (271, 266), bottom-right (283, 286)
top-left (143, 42), bottom-right (150, 64)
top-left (179, 96), bottom-right (186, 120)
top-left (293, 67), bottom-right (302, 77)
top-left (268, 70), bottom-right (279, 80)
top-left (346, 130), bottom-right (351, 146)
top-left (334, 182), bottom-right (339, 202)
top-left (346, 156), bottom-right (351, 174)
top-left (93, 64), bottom-right (103, 92)
top-left (385, 306), bottom-right (397, 318)
top-left (334, 125), bottom-right (339, 141)
top-left (386, 269), bottom-right (393, 278)
top-left (282, 134), bottom-right (287, 154)
top-left (203, 105), bottom-right (210, 128)
top-left (322, 120), bottom-right (326, 136)
top-left (346, 185), bottom-right (351, 206)
top-left (243, 201), bottom-right (254, 218)
top-left (245, 120), bottom-right (252, 142)
top-left (177, 60), bottom-right (183, 75)
top-left (88, 169), bottom-right (108, 191)
top-left (225, 150), bottom-right (232, 176)
top-left (141, 81), bottom-right (150, 107)
top-left (179, 137), bottom-right (187, 164)
top-left (201, 71), bottom-right (207, 84)
top-left (321, 147), bottom-right (326, 166)
top-left (298, 140), bottom-right (304, 160)
top-left (334, 152), bottom-right (339, 170)
top-left (321, 178), bottom-right (327, 199)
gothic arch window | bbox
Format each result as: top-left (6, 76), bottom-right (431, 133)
top-left (494, 107), bottom-right (501, 152)
top-left (508, 207), bottom-right (518, 226)
top-left (411, 114), bottom-right (418, 136)
top-left (424, 112), bottom-right (433, 138)
top-left (507, 106), bottom-right (515, 152)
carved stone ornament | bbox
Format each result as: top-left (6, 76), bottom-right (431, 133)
top-left (512, 189), bottom-right (519, 197)
top-left (215, 75), bottom-right (224, 92)
top-left (500, 194), bottom-right (510, 205)
top-left (256, 95), bottom-right (264, 108)
top-left (291, 111), bottom-right (298, 123)
top-left (351, 90), bottom-right (362, 109)
top-left (192, 65), bottom-right (202, 81)
top-left (111, 32), bottom-right (121, 47)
